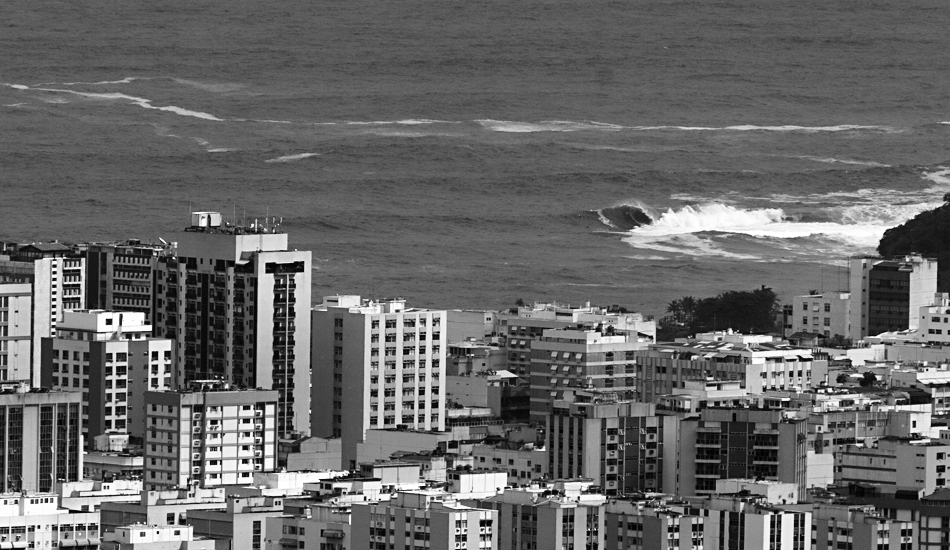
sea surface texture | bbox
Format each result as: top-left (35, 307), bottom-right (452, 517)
top-left (2, 0), bottom-right (949, 316)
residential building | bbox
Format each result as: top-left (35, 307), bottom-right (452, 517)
top-left (674, 408), bottom-right (809, 497)
top-left (849, 255), bottom-right (939, 339)
top-left (918, 293), bottom-right (950, 344)
top-left (82, 452), bottom-right (144, 481)
top-left (265, 501), bottom-right (351, 550)
top-left (57, 479), bottom-right (143, 512)
top-left (187, 496), bottom-right (286, 550)
top-left (0, 382), bottom-right (83, 492)
top-left (605, 498), bottom-right (705, 550)
top-left (311, 295), bottom-right (447, 469)
top-left (529, 325), bottom-right (651, 423)
top-left (791, 291), bottom-right (851, 339)
top-left (143, 384), bottom-right (279, 490)
top-left (446, 339), bottom-right (506, 376)
top-left (683, 493), bottom-right (811, 550)
top-left (499, 301), bottom-right (655, 377)
top-left (836, 436), bottom-right (950, 496)
top-left (40, 310), bottom-right (173, 441)
top-left (0, 493), bottom-right (101, 550)
top-left (102, 524), bottom-right (228, 550)
top-left (0, 243), bottom-right (86, 385)
top-left (83, 240), bottom-right (171, 324)
top-left (547, 398), bottom-right (675, 495)
top-left (472, 443), bottom-right (547, 485)
top-left (153, 212), bottom-right (311, 436)
top-left (99, 487), bottom-right (227, 534)
top-left (0, 283), bottom-right (32, 382)
top-left (351, 490), bottom-right (498, 550)
top-left (470, 480), bottom-right (606, 550)
top-left (808, 503), bottom-right (916, 550)
top-left (634, 336), bottom-right (827, 403)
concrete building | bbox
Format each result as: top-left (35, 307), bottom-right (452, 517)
top-left (836, 436), bottom-right (950, 496)
top-left (99, 487), bottom-right (227, 535)
top-left (499, 301), bottom-right (656, 377)
top-left (351, 491), bottom-right (498, 550)
top-left (849, 255), bottom-right (939, 339)
top-left (548, 398), bottom-right (675, 495)
top-left (153, 213), bottom-right (311, 436)
top-left (470, 480), bottom-right (606, 550)
top-left (918, 293), bottom-right (950, 345)
top-left (84, 240), bottom-right (171, 324)
top-left (808, 503), bottom-right (916, 550)
top-left (41, 310), bottom-right (173, 441)
top-left (529, 326), bottom-right (651, 423)
top-left (0, 243), bottom-right (86, 385)
top-left (187, 496), bottom-right (286, 550)
top-left (83, 452), bottom-right (144, 481)
top-left (635, 336), bottom-right (827, 403)
top-left (446, 370), bottom-right (530, 423)
top-left (311, 295), bottom-right (448, 469)
top-left (143, 384), bottom-right (279, 490)
top-left (446, 339), bottom-right (506, 376)
top-left (472, 443), bottom-right (547, 485)
top-left (0, 283), bottom-right (32, 382)
top-left (102, 524), bottom-right (228, 550)
top-left (791, 291), bottom-right (851, 340)
top-left (285, 437), bottom-right (343, 471)
top-left (0, 493), bottom-right (101, 549)
top-left (0, 382), bottom-right (83, 492)
top-left (605, 498), bottom-right (705, 550)
top-left (683, 493), bottom-right (811, 550)
top-left (674, 408), bottom-right (809, 498)
top-left (57, 479), bottom-right (143, 512)
top-left (265, 501), bottom-right (351, 550)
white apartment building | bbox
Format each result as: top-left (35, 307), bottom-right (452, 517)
top-left (849, 255), bottom-right (938, 339)
top-left (0, 243), bottom-right (86, 385)
top-left (791, 291), bottom-right (851, 339)
top-left (41, 310), bottom-right (173, 441)
top-left (143, 384), bottom-right (279, 490)
top-left (0, 493), bottom-right (100, 550)
top-left (0, 283), bottom-right (32, 382)
top-left (918, 293), bottom-right (950, 344)
top-left (312, 296), bottom-right (447, 469)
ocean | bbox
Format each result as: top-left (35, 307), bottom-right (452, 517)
top-left (2, 0), bottom-right (949, 318)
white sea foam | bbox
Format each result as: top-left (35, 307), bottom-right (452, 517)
top-left (797, 156), bottom-right (891, 167)
top-left (629, 124), bottom-right (893, 132)
top-left (3, 103), bottom-right (27, 107)
top-left (171, 78), bottom-right (244, 93)
top-left (61, 77), bottom-right (139, 86)
top-left (207, 148), bottom-right (234, 153)
top-left (476, 119), bottom-right (624, 133)
top-left (6, 84), bottom-right (224, 121)
top-left (265, 152), bottom-right (320, 163)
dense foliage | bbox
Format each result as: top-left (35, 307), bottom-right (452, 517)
top-left (878, 195), bottom-right (950, 291)
top-left (658, 286), bottom-right (781, 341)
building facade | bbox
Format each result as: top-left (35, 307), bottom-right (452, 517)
top-left (0, 283), bottom-right (32, 382)
top-left (143, 385), bottom-right (279, 490)
top-left (311, 296), bottom-right (448, 469)
top-left (791, 291), bottom-right (851, 340)
top-left (849, 255), bottom-right (939, 339)
top-left (153, 213), bottom-right (311, 436)
top-left (84, 240), bottom-right (170, 324)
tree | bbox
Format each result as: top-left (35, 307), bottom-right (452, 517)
top-left (859, 372), bottom-right (878, 387)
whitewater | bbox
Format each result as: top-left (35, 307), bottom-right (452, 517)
top-left (2, 0), bottom-right (950, 317)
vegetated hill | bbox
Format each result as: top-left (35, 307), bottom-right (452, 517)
top-left (877, 197), bottom-right (950, 291)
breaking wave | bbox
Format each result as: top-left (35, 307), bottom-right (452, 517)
top-left (265, 152), bottom-right (320, 163)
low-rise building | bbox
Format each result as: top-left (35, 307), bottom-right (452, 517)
top-left (0, 493), bottom-right (101, 550)
top-left (102, 524), bottom-right (228, 550)
top-left (99, 487), bottom-right (227, 535)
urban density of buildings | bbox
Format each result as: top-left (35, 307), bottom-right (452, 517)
top-left (1, 215), bottom-right (949, 550)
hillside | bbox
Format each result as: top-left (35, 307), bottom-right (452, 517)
top-left (877, 196), bottom-right (950, 291)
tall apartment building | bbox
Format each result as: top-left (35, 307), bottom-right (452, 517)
top-left (471, 481), bottom-right (606, 550)
top-left (0, 381), bottom-right (83, 493)
top-left (84, 239), bottom-right (171, 323)
top-left (528, 326), bottom-right (651, 423)
top-left (547, 398), bottom-right (676, 495)
top-left (849, 255), bottom-right (939, 339)
top-left (0, 243), bottom-right (86, 385)
top-left (634, 336), bottom-right (826, 403)
top-left (836, 436), bottom-right (950, 496)
top-left (791, 291), bottom-right (851, 339)
top-left (40, 310), bottom-right (173, 441)
top-left (605, 499), bottom-right (705, 550)
top-left (0, 283), bottom-right (32, 382)
top-left (153, 213), bottom-right (311, 436)
top-left (675, 408), bottom-right (809, 498)
top-left (311, 296), bottom-right (448, 469)
top-left (351, 491), bottom-right (498, 550)
top-left (143, 384), bottom-right (279, 490)
top-left (683, 493), bottom-right (811, 550)
top-left (499, 301), bottom-right (655, 376)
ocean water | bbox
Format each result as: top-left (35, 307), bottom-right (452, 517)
top-left (2, 0), bottom-right (949, 317)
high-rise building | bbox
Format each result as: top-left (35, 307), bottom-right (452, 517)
top-left (84, 239), bottom-right (171, 323)
top-left (153, 212), bottom-right (311, 436)
top-left (0, 242), bottom-right (86, 385)
top-left (311, 296), bottom-right (448, 469)
top-left (143, 383), bottom-right (279, 490)
top-left (547, 398), bottom-right (676, 495)
top-left (849, 254), bottom-right (939, 339)
top-left (528, 325), bottom-right (651, 424)
top-left (40, 310), bottom-right (173, 441)
top-left (0, 283), bottom-right (32, 382)
top-left (0, 381), bottom-right (83, 492)
top-left (675, 408), bottom-right (809, 498)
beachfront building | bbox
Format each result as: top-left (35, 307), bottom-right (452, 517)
top-left (791, 291), bottom-right (851, 340)
top-left (84, 239), bottom-right (171, 324)
top-left (311, 296), bottom-right (448, 469)
top-left (849, 254), bottom-right (938, 339)
top-left (143, 383), bottom-right (279, 490)
top-left (40, 310), bottom-right (173, 440)
top-left (153, 212), bottom-right (311, 436)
